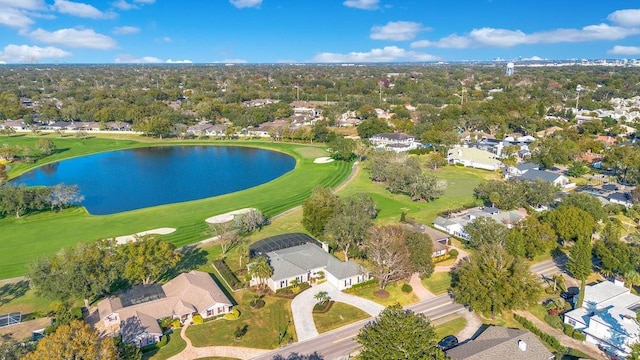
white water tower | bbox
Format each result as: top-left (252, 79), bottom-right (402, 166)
top-left (506, 62), bottom-right (515, 76)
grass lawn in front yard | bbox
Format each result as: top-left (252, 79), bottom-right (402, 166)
top-left (185, 290), bottom-right (295, 349)
top-left (422, 272), bottom-right (452, 295)
top-left (0, 281), bottom-right (52, 315)
top-left (144, 331), bottom-right (187, 360)
top-left (347, 282), bottom-right (419, 307)
top-left (313, 302), bottom-right (370, 333)
top-left (433, 315), bottom-right (467, 340)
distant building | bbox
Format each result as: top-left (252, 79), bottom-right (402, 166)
top-left (446, 146), bottom-right (503, 171)
top-left (370, 133), bottom-right (420, 152)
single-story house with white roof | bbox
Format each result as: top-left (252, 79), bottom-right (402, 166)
top-left (564, 280), bottom-right (640, 358)
top-left (447, 146), bottom-right (503, 171)
top-left (249, 233), bottom-right (369, 291)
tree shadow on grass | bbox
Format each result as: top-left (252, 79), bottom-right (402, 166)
top-left (0, 280), bottom-right (30, 306)
top-left (163, 245), bottom-right (209, 281)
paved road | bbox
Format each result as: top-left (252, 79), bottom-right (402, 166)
top-left (529, 255), bottom-right (579, 288)
top-left (251, 294), bottom-right (464, 360)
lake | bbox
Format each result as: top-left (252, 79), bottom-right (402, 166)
top-left (11, 146), bottom-right (296, 215)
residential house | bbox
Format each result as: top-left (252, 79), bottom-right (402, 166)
top-left (433, 207), bottom-right (526, 240)
top-left (564, 280), bottom-right (640, 357)
top-left (446, 325), bottom-right (554, 360)
top-left (608, 192), bottom-right (634, 208)
top-left (446, 146), bottom-right (504, 171)
top-left (96, 271), bottom-right (233, 347)
top-left (187, 122), bottom-right (227, 137)
top-left (249, 233), bottom-right (369, 291)
top-left (0, 120), bottom-right (28, 130)
top-left (519, 169), bottom-right (571, 188)
top-left (370, 132), bottom-right (420, 152)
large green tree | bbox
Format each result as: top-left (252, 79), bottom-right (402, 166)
top-left (357, 304), bottom-right (445, 360)
top-left (567, 237), bottom-right (593, 308)
top-left (545, 205), bottom-right (595, 245)
top-left (25, 320), bottom-right (117, 360)
top-left (451, 244), bottom-right (541, 316)
top-left (116, 235), bottom-right (182, 285)
top-left (406, 230), bottom-right (435, 278)
top-left (324, 193), bottom-right (377, 261)
top-left (506, 216), bottom-right (557, 259)
top-left (302, 186), bottom-right (340, 237)
top-left (463, 217), bottom-right (509, 249)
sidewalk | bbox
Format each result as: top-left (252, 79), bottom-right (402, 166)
top-left (167, 322), bottom-right (270, 360)
top-left (513, 310), bottom-right (607, 360)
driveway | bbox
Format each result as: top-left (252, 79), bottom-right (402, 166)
top-left (291, 282), bottom-right (384, 341)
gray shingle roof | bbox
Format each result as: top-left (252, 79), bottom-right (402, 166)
top-left (267, 243), bottom-right (363, 281)
top-left (446, 326), bottom-right (553, 360)
top-left (519, 169), bottom-right (561, 183)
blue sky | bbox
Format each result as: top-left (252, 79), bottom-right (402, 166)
top-left (0, 0), bottom-right (639, 64)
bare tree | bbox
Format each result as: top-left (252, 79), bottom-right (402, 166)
top-left (208, 221), bottom-right (240, 255)
top-left (364, 225), bottom-right (413, 290)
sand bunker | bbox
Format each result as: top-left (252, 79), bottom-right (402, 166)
top-left (205, 208), bottom-right (256, 224)
top-left (314, 157), bottom-right (334, 164)
top-left (115, 228), bottom-right (176, 245)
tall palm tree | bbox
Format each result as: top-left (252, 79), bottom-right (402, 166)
top-left (248, 256), bottom-right (273, 290)
top-left (625, 270), bottom-right (640, 290)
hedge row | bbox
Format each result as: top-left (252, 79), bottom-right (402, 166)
top-left (562, 323), bottom-right (587, 341)
top-left (212, 259), bottom-right (243, 290)
top-left (344, 279), bottom-right (377, 293)
top-left (514, 314), bottom-right (567, 353)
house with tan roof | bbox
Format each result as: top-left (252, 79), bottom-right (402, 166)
top-left (97, 271), bottom-right (233, 347)
top-left (446, 325), bottom-right (553, 360)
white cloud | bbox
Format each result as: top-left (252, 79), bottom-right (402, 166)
top-left (521, 56), bottom-right (545, 61)
top-left (0, 7), bottom-right (34, 29)
top-left (0, 0), bottom-right (46, 11)
top-left (111, 0), bottom-right (136, 10)
top-left (30, 28), bottom-right (117, 49)
top-left (113, 25), bottom-right (139, 34)
top-left (370, 21), bottom-right (424, 41)
top-left (343, 0), bottom-right (378, 10)
top-left (312, 46), bottom-right (437, 63)
top-left (156, 36), bottom-right (171, 42)
top-left (166, 59), bottom-right (192, 63)
top-left (608, 45), bottom-right (640, 55)
top-left (54, 0), bottom-right (114, 19)
top-left (111, 0), bottom-right (154, 10)
top-left (229, 0), bottom-right (262, 9)
top-left (608, 9), bottom-right (640, 27)
top-left (411, 23), bottom-right (640, 49)
top-left (114, 54), bottom-right (162, 63)
top-left (0, 44), bottom-right (71, 62)
top-left (216, 58), bottom-right (247, 63)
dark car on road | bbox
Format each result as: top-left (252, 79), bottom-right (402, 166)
top-left (437, 335), bottom-right (458, 350)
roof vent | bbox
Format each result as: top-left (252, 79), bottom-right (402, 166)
top-left (518, 340), bottom-right (527, 352)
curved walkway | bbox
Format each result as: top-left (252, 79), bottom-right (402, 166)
top-left (167, 322), bottom-right (270, 360)
top-left (291, 282), bottom-right (384, 341)
top-left (408, 273), bottom-right (436, 300)
top-left (434, 245), bottom-right (469, 273)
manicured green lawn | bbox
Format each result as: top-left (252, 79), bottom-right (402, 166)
top-left (0, 280), bottom-right (55, 314)
top-left (312, 302), bottom-right (370, 333)
top-left (144, 331), bottom-right (187, 360)
top-left (346, 282), bottom-right (419, 306)
top-left (185, 291), bottom-right (295, 349)
top-left (0, 137), bottom-right (351, 279)
top-left (338, 163), bottom-right (495, 224)
top-left (422, 272), bottom-right (452, 295)
top-left (434, 315), bottom-right (467, 340)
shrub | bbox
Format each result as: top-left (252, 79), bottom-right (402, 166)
top-left (171, 319), bottom-right (182, 329)
top-left (141, 334), bottom-right (169, 353)
top-left (313, 301), bottom-right (334, 314)
top-left (514, 314), bottom-right (567, 353)
top-left (316, 271), bottom-right (325, 280)
top-left (70, 307), bottom-right (83, 320)
top-left (344, 279), bottom-right (376, 293)
top-left (159, 317), bottom-right (173, 330)
top-left (572, 330), bottom-right (586, 341)
top-left (401, 284), bottom-right (413, 293)
top-left (250, 298), bottom-right (265, 309)
top-left (234, 324), bottom-right (248, 339)
top-left (224, 308), bottom-right (240, 320)
top-left (544, 314), bottom-right (563, 329)
top-left (449, 249), bottom-right (459, 258)
top-left (212, 259), bottom-right (243, 290)
top-left (192, 314), bottom-right (203, 325)
top-left (562, 323), bottom-right (574, 337)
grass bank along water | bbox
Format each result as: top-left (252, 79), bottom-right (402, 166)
top-left (0, 137), bottom-right (351, 279)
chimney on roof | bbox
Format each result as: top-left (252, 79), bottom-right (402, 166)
top-left (518, 340), bottom-right (527, 352)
